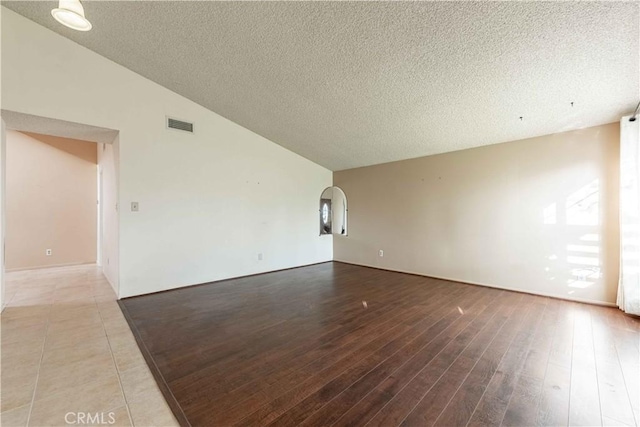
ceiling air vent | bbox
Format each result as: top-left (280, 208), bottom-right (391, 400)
top-left (167, 117), bottom-right (194, 133)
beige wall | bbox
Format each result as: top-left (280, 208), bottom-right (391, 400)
top-left (6, 131), bottom-right (97, 270)
top-left (334, 123), bottom-right (620, 305)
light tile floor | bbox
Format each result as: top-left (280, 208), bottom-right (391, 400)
top-left (0, 265), bottom-right (180, 427)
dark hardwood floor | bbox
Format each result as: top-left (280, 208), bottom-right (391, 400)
top-left (119, 262), bottom-right (640, 427)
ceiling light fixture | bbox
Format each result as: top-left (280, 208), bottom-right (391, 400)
top-left (51, 0), bottom-right (92, 32)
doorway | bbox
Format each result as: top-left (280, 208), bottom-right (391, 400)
top-left (0, 111), bottom-right (119, 309)
top-left (5, 130), bottom-right (98, 272)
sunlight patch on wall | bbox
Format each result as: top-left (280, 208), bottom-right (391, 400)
top-left (567, 256), bottom-right (599, 266)
top-left (567, 244), bottom-right (599, 254)
top-left (566, 180), bottom-right (599, 226)
top-left (580, 233), bottom-right (599, 242)
top-left (543, 203), bottom-right (557, 224)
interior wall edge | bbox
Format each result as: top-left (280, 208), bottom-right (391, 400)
top-left (334, 259), bottom-right (617, 307)
top-left (118, 259), bottom-right (334, 299)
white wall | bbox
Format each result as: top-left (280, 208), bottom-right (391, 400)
top-left (335, 123), bottom-right (620, 306)
top-left (1, 6), bottom-right (5, 310)
top-left (0, 119), bottom-right (5, 310)
top-left (1, 8), bottom-right (332, 297)
top-left (98, 139), bottom-right (119, 294)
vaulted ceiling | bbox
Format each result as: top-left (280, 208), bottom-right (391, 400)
top-left (3, 1), bottom-right (639, 170)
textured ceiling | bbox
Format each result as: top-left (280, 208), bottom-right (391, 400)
top-left (3, 1), bottom-right (639, 171)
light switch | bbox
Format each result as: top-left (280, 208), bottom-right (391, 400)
top-left (131, 202), bottom-right (139, 212)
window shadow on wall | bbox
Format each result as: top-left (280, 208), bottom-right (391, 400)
top-left (543, 179), bottom-right (613, 296)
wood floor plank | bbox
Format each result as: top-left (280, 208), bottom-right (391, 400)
top-left (229, 281), bottom-right (479, 426)
top-left (501, 298), bottom-right (560, 426)
top-left (172, 273), bottom-right (435, 404)
top-left (199, 289), bottom-right (456, 426)
top-left (536, 301), bottom-right (575, 427)
top-left (466, 295), bottom-right (550, 427)
top-left (568, 304), bottom-right (602, 426)
top-left (118, 262), bottom-right (640, 427)
top-left (206, 280), bottom-right (476, 424)
top-left (424, 296), bottom-right (548, 427)
top-left (263, 286), bottom-right (490, 427)
top-left (592, 306), bottom-right (639, 427)
top-left (335, 290), bottom-right (522, 427)
top-left (364, 291), bottom-right (524, 427)
top-left (298, 289), bottom-right (507, 426)
top-left (207, 281), bottom-right (453, 422)
top-left (501, 375), bottom-right (545, 427)
top-left (160, 268), bottom-right (410, 381)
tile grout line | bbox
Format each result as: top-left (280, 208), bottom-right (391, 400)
top-left (118, 300), bottom-right (193, 427)
top-left (94, 295), bottom-right (135, 427)
top-left (23, 303), bottom-right (53, 427)
top-left (15, 270), bottom-right (126, 426)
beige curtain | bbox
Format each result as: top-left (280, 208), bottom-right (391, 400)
top-left (618, 115), bottom-right (640, 315)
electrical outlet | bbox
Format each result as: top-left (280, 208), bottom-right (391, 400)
top-left (379, 250), bottom-right (384, 257)
top-left (131, 202), bottom-right (139, 212)
top-left (46, 249), bottom-right (52, 256)
top-left (258, 253), bottom-right (263, 261)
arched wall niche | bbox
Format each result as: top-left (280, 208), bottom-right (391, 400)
top-left (319, 186), bottom-right (347, 236)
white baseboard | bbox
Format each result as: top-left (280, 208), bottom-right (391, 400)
top-left (334, 259), bottom-right (618, 308)
top-left (6, 261), bottom-right (95, 272)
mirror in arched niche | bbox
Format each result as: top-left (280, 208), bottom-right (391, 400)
top-left (320, 186), bottom-right (348, 236)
